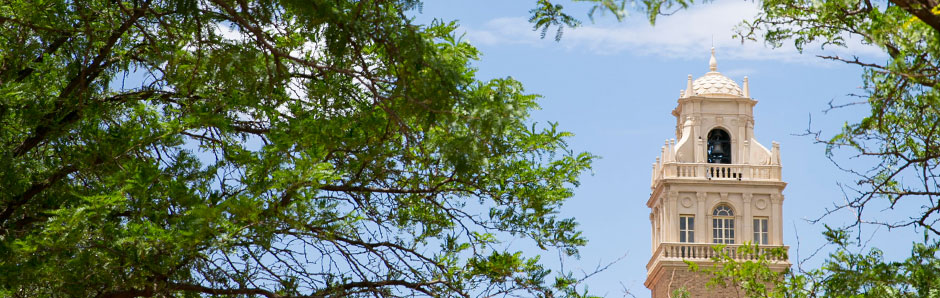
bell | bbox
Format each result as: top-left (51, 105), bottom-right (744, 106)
top-left (711, 144), bottom-right (725, 155)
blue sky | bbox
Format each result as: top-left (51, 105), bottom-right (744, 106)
top-left (413, 1), bottom-right (923, 297)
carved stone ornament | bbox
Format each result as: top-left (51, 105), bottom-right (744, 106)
top-left (668, 190), bottom-right (679, 200)
top-left (681, 196), bottom-right (694, 208)
top-left (755, 198), bottom-right (768, 210)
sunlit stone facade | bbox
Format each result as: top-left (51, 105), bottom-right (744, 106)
top-left (644, 49), bottom-right (791, 297)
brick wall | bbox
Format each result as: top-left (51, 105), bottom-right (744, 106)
top-left (649, 266), bottom-right (745, 298)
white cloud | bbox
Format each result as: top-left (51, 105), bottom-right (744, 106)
top-left (463, 0), bottom-right (885, 64)
top-left (465, 17), bottom-right (544, 46)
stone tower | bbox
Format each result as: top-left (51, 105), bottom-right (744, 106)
top-left (644, 49), bottom-right (790, 297)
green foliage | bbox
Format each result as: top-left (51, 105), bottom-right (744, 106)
top-left (527, 0), bottom-right (698, 39)
top-left (736, 0), bottom-right (940, 235)
top-left (696, 231), bottom-right (940, 297)
top-left (687, 243), bottom-right (788, 297)
top-left (0, 0), bottom-right (595, 297)
top-left (532, 0), bottom-right (940, 296)
top-left (530, 0), bottom-right (583, 41)
top-left (639, 0), bottom-right (940, 294)
top-left (671, 286), bottom-right (691, 298)
top-left (718, 0), bottom-right (940, 292)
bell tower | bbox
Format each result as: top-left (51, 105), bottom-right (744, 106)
top-left (644, 49), bottom-right (790, 297)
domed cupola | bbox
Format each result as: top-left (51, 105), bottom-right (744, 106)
top-left (683, 48), bottom-right (746, 98)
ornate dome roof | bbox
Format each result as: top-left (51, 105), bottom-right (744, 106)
top-left (684, 48), bottom-right (744, 97)
top-left (693, 72), bottom-right (742, 97)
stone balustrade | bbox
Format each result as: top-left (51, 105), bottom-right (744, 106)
top-left (646, 242), bottom-right (789, 272)
top-left (651, 162), bottom-right (781, 187)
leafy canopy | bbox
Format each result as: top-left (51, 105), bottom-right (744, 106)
top-left (567, 0), bottom-right (939, 294)
top-left (0, 0), bottom-right (596, 297)
top-left (539, 0), bottom-right (940, 237)
top-left (535, 0), bottom-right (940, 295)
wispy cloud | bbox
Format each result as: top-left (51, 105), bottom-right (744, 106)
top-left (463, 1), bottom-right (884, 64)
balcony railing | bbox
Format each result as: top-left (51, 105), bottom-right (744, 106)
top-left (652, 162), bottom-right (781, 187)
top-left (647, 242), bottom-right (789, 271)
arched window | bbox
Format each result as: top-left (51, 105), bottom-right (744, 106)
top-left (707, 129), bottom-right (731, 164)
top-left (712, 204), bottom-right (735, 244)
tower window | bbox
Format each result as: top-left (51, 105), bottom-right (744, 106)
top-left (679, 215), bottom-right (694, 243)
top-left (712, 205), bottom-right (735, 244)
top-left (707, 129), bottom-right (732, 164)
top-left (753, 217), bottom-right (769, 245)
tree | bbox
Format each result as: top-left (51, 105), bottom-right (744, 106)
top-left (684, 230), bottom-right (940, 297)
top-left (531, 0), bottom-right (939, 295)
top-left (570, 0), bottom-right (937, 295)
top-left (666, 0), bottom-right (938, 294)
top-left (536, 0), bottom-right (940, 238)
top-left (732, 0), bottom-right (940, 239)
top-left (0, 1), bottom-right (596, 297)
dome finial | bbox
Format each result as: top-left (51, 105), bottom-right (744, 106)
top-left (709, 47), bottom-right (717, 72)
